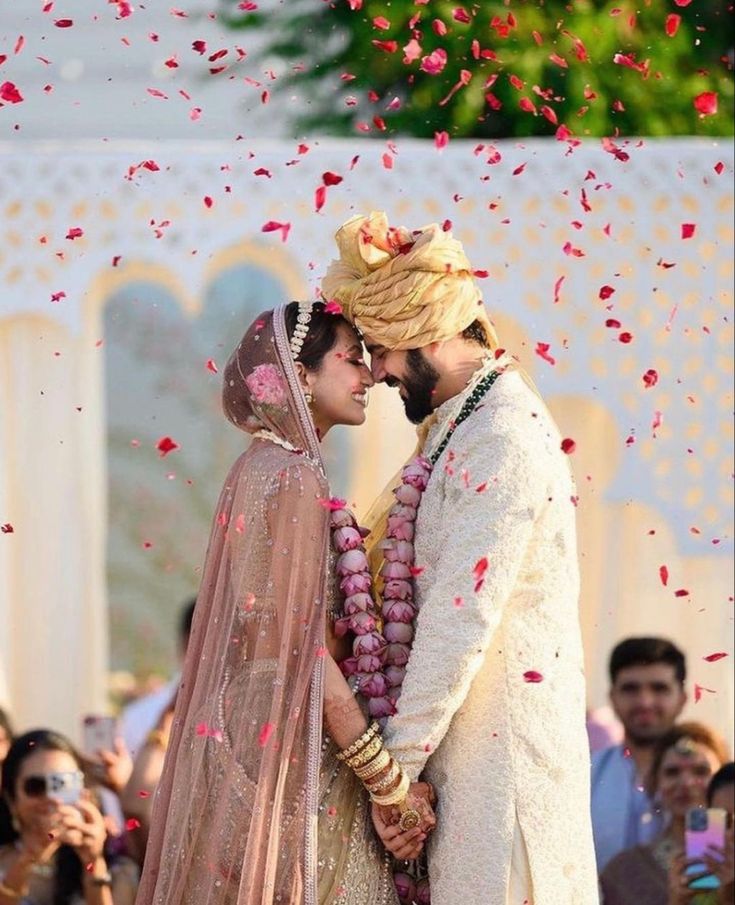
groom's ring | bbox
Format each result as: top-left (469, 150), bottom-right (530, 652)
top-left (397, 808), bottom-right (421, 831)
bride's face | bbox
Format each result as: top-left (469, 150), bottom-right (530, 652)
top-left (303, 322), bottom-right (374, 437)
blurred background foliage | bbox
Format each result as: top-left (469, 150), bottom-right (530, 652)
top-left (224, 0), bottom-right (734, 138)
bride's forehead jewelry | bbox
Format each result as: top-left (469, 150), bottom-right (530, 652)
top-left (673, 736), bottom-right (698, 756)
top-left (289, 301), bottom-right (314, 361)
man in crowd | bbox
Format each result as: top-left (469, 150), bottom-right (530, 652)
top-left (591, 636), bottom-right (687, 871)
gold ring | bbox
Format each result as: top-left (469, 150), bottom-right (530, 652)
top-left (398, 808), bottom-right (421, 831)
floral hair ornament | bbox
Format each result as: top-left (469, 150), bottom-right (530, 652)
top-left (289, 301), bottom-right (313, 361)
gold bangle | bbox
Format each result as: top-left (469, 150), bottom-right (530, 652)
top-left (0, 881), bottom-right (27, 900)
top-left (346, 735), bottom-right (383, 769)
top-left (365, 760), bottom-right (401, 793)
top-left (336, 722), bottom-right (379, 762)
top-left (370, 770), bottom-right (410, 807)
top-left (354, 748), bottom-right (391, 781)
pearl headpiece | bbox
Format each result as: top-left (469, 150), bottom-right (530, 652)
top-left (289, 301), bottom-right (313, 361)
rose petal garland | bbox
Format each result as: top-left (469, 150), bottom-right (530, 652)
top-left (332, 455), bottom-right (432, 718)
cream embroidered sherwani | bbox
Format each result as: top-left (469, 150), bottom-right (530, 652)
top-left (383, 369), bottom-right (599, 905)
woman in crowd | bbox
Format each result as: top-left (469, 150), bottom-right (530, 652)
top-left (136, 303), bottom-right (432, 905)
top-left (600, 722), bottom-right (730, 905)
top-left (0, 729), bottom-right (138, 905)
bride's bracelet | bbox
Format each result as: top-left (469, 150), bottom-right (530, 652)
top-left (365, 760), bottom-right (401, 793)
top-left (369, 770), bottom-right (410, 807)
top-left (353, 748), bottom-right (391, 781)
top-left (336, 722), bottom-right (380, 762)
top-left (347, 736), bottom-right (385, 770)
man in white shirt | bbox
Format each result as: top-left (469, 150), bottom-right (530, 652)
top-left (590, 636), bottom-right (687, 871)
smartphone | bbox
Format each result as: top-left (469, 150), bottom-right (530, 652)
top-left (685, 807), bottom-right (727, 890)
top-left (82, 714), bottom-right (117, 756)
top-left (47, 770), bottom-right (84, 806)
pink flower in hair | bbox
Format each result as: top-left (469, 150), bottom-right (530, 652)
top-left (244, 363), bottom-right (287, 408)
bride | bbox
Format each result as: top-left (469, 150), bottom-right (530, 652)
top-left (135, 302), bottom-right (432, 905)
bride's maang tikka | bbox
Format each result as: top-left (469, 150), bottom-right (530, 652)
top-left (289, 301), bottom-right (313, 361)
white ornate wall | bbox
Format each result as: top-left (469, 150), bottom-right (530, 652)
top-left (0, 137), bottom-right (732, 746)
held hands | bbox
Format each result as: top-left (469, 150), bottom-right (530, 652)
top-left (371, 782), bottom-right (437, 861)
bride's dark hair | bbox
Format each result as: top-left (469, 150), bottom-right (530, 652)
top-left (284, 301), bottom-right (357, 371)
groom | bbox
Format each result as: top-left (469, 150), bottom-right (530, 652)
top-left (323, 213), bottom-right (599, 905)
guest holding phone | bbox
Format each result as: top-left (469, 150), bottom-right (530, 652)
top-left (0, 730), bottom-right (137, 905)
top-left (599, 722), bottom-right (729, 905)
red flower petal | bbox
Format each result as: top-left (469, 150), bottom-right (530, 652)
top-left (665, 14), bottom-right (681, 36)
top-left (372, 16), bottom-right (391, 30)
top-left (1, 523), bottom-right (14, 534)
top-left (206, 359), bottom-right (218, 373)
top-left (693, 92), bottom-right (717, 116)
top-left (535, 342), bottom-right (556, 366)
top-left (156, 436), bottom-right (180, 457)
top-left (681, 223), bottom-right (696, 239)
top-left (659, 565), bottom-right (669, 586)
top-left (261, 220), bottom-right (291, 242)
top-left (434, 131), bottom-right (449, 149)
top-left (561, 438), bottom-right (576, 454)
top-left (703, 652), bottom-right (728, 663)
top-left (322, 171), bottom-right (343, 186)
top-left (599, 285), bottom-right (615, 300)
top-left (642, 368), bottom-right (658, 388)
top-left (54, 18), bottom-right (74, 27)
top-left (674, 588), bottom-right (690, 597)
top-left (315, 184), bottom-right (327, 212)
top-left (523, 670), bottom-right (544, 683)
top-left (0, 81), bottom-right (23, 104)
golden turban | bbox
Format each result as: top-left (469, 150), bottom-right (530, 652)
top-left (322, 211), bottom-right (498, 351)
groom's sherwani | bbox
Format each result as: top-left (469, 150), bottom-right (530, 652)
top-left (383, 369), bottom-right (598, 905)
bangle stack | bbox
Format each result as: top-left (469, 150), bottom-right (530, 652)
top-left (337, 723), bottom-right (418, 828)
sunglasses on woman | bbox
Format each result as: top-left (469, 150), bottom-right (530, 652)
top-left (22, 770), bottom-right (84, 804)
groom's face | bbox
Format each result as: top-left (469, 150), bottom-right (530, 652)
top-left (366, 342), bottom-right (440, 424)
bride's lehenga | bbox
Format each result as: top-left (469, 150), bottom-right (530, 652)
top-left (135, 307), bottom-right (396, 905)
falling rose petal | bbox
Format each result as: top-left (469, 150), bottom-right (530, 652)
top-left (659, 565), bottom-right (669, 586)
top-left (665, 14), bottom-right (681, 36)
top-left (453, 596), bottom-right (464, 608)
top-left (681, 223), bottom-right (696, 239)
top-left (315, 184), bottom-right (327, 212)
top-left (599, 285), bottom-right (615, 300)
top-left (146, 87), bottom-right (168, 99)
top-left (618, 332), bottom-right (633, 344)
top-left (258, 722), bottom-right (275, 747)
top-left (434, 131), bottom-right (449, 149)
top-left (322, 171), bottom-right (343, 186)
top-left (472, 556), bottom-right (489, 593)
top-left (673, 588), bottom-right (690, 598)
top-left (156, 436), bottom-right (180, 457)
top-left (523, 670), bottom-right (544, 683)
top-left (261, 220), bottom-right (291, 242)
top-left (203, 196), bottom-right (213, 209)
top-left (693, 91), bottom-right (717, 116)
top-left (125, 818), bottom-right (141, 831)
top-left (420, 48), bottom-right (447, 75)
top-left (65, 227), bottom-right (84, 240)
top-left (535, 342), bottom-right (556, 366)
top-left (205, 358), bottom-right (218, 374)
top-left (54, 18), bottom-right (74, 27)
top-left (714, 161), bottom-right (724, 175)
top-left (317, 497), bottom-right (347, 511)
top-left (703, 652), bottom-right (728, 663)
top-left (642, 368), bottom-right (658, 388)
top-left (694, 684), bottom-right (716, 703)
top-left (0, 81), bottom-right (23, 103)
top-left (403, 38), bottom-right (422, 63)
top-left (372, 39), bottom-right (398, 53)
top-left (372, 15), bottom-right (391, 29)
top-left (50, 291), bottom-right (66, 303)
top-left (1, 523), bottom-right (14, 534)
top-left (553, 275), bottom-right (565, 303)
top-left (561, 438), bottom-right (576, 454)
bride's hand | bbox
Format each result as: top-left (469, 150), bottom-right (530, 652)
top-left (388, 781), bottom-right (437, 835)
top-left (371, 804), bottom-right (427, 860)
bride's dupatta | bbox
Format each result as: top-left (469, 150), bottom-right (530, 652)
top-left (137, 307), bottom-right (332, 905)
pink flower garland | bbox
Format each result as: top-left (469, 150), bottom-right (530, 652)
top-left (331, 454), bottom-right (433, 718)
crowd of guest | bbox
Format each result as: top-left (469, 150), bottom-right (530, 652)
top-left (0, 614), bottom-right (732, 904)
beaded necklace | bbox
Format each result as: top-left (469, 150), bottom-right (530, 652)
top-left (428, 368), bottom-right (502, 465)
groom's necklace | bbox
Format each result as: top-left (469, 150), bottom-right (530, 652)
top-left (428, 367), bottom-right (502, 465)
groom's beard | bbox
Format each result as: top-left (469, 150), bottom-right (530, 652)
top-left (399, 349), bottom-right (440, 424)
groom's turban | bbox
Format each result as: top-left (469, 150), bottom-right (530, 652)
top-left (321, 211), bottom-right (497, 351)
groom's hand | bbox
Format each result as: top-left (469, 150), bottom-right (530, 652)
top-left (377, 782), bottom-right (437, 835)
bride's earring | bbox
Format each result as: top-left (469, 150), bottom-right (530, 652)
top-left (304, 389), bottom-right (314, 406)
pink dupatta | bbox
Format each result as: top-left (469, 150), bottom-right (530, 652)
top-left (136, 307), bottom-right (331, 905)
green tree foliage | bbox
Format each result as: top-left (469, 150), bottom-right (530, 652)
top-left (225, 0), bottom-right (733, 138)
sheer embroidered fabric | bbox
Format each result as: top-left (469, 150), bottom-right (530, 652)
top-left (136, 308), bottom-right (395, 905)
